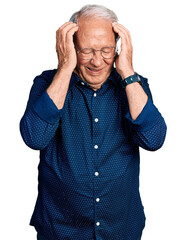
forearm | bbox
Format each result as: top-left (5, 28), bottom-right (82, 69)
top-left (47, 66), bottom-right (73, 110)
top-left (123, 74), bottom-right (167, 151)
top-left (20, 107), bottom-right (59, 150)
top-left (125, 82), bottom-right (148, 121)
top-left (125, 97), bottom-right (167, 151)
top-left (112, 23), bottom-right (148, 121)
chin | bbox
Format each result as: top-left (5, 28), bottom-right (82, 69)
top-left (80, 67), bottom-right (112, 87)
top-left (84, 73), bottom-right (107, 86)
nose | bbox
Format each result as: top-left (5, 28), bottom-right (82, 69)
top-left (90, 51), bottom-right (103, 67)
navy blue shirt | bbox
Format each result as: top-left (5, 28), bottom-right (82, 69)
top-left (20, 68), bottom-right (166, 240)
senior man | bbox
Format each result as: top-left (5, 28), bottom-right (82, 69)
top-left (20, 4), bottom-right (167, 240)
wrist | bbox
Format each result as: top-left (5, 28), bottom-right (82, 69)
top-left (57, 64), bottom-right (75, 75)
top-left (119, 69), bottom-right (135, 80)
top-left (121, 72), bottom-right (142, 89)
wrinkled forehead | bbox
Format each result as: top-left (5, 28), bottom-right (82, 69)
top-left (77, 16), bottom-right (113, 34)
top-left (75, 16), bottom-right (115, 47)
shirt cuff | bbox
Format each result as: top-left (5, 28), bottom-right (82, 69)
top-left (33, 91), bottom-right (61, 124)
top-left (125, 98), bottom-right (162, 132)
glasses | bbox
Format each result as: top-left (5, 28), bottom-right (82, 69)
top-left (76, 46), bottom-right (117, 60)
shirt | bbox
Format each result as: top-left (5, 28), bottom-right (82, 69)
top-left (20, 68), bottom-right (167, 240)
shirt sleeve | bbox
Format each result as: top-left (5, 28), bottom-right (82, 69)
top-left (20, 70), bottom-right (61, 150)
top-left (125, 76), bottom-right (167, 151)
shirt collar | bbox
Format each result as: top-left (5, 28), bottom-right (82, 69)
top-left (107, 68), bottom-right (121, 86)
top-left (69, 72), bottom-right (82, 90)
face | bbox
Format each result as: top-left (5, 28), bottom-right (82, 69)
top-left (75, 17), bottom-right (116, 90)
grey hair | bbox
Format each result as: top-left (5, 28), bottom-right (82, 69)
top-left (69, 5), bottom-right (119, 42)
top-left (69, 4), bottom-right (118, 23)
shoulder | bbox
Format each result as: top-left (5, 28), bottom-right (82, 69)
top-left (34, 69), bottom-right (57, 83)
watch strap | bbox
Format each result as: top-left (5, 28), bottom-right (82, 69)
top-left (121, 73), bottom-right (142, 88)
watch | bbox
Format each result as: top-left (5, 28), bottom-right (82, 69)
top-left (121, 73), bottom-right (142, 89)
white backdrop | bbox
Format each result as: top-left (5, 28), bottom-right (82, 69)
top-left (1, 0), bottom-right (186, 239)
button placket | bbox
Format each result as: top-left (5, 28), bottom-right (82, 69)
top-left (93, 92), bottom-right (99, 153)
top-left (94, 169), bottom-right (101, 229)
top-left (92, 91), bottom-right (100, 161)
top-left (92, 91), bottom-right (102, 232)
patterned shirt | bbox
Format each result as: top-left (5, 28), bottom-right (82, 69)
top-left (20, 68), bottom-right (167, 240)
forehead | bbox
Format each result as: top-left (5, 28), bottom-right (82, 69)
top-left (76, 16), bottom-right (115, 47)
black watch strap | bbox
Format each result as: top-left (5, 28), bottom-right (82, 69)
top-left (121, 73), bottom-right (142, 89)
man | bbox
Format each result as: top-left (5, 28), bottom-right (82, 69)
top-left (20, 4), bottom-right (167, 240)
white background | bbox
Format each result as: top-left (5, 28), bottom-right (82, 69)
top-left (1, 0), bottom-right (186, 239)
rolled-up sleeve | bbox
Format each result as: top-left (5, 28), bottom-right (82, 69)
top-left (20, 70), bottom-right (61, 150)
top-left (33, 91), bottom-right (61, 124)
top-left (125, 77), bottom-right (167, 151)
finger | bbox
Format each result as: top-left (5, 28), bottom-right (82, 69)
top-left (60, 23), bottom-right (78, 50)
top-left (57, 22), bottom-right (75, 34)
top-left (113, 23), bottom-right (130, 32)
top-left (117, 24), bottom-right (132, 45)
top-left (112, 23), bottom-right (131, 40)
top-left (112, 23), bottom-right (130, 34)
top-left (112, 23), bottom-right (132, 50)
top-left (112, 23), bottom-right (131, 43)
top-left (56, 24), bottom-right (78, 65)
top-left (56, 22), bottom-right (77, 50)
top-left (56, 22), bottom-right (72, 41)
top-left (66, 25), bottom-right (79, 48)
top-left (112, 27), bottom-right (128, 51)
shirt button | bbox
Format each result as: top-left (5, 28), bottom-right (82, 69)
top-left (95, 172), bottom-right (99, 176)
top-left (96, 198), bottom-right (100, 202)
top-left (81, 82), bottom-right (85, 85)
top-left (95, 118), bottom-right (99, 122)
top-left (94, 93), bottom-right (97, 97)
top-left (94, 145), bottom-right (98, 149)
top-left (96, 222), bottom-right (100, 226)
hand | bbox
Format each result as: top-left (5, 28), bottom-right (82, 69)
top-left (56, 22), bottom-right (79, 71)
top-left (112, 23), bottom-right (134, 79)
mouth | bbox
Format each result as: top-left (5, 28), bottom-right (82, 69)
top-left (86, 67), bottom-right (103, 74)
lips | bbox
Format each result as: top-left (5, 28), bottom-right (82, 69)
top-left (86, 67), bottom-right (103, 74)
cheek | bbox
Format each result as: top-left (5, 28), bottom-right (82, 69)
top-left (78, 59), bottom-right (87, 65)
top-left (77, 59), bottom-right (88, 70)
top-left (105, 59), bottom-right (115, 68)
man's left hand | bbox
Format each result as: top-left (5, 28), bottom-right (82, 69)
top-left (112, 23), bottom-right (135, 79)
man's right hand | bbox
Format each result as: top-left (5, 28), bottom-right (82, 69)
top-left (46, 23), bottom-right (78, 110)
top-left (56, 22), bottom-right (79, 71)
